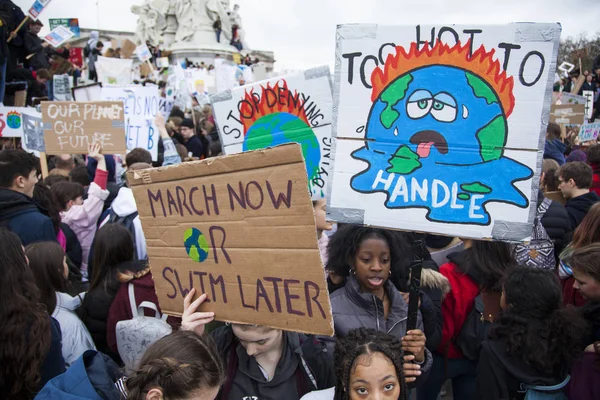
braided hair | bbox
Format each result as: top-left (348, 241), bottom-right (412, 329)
top-left (125, 331), bottom-right (225, 400)
top-left (333, 328), bottom-right (408, 400)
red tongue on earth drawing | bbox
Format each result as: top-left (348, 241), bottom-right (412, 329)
top-left (417, 142), bottom-right (435, 158)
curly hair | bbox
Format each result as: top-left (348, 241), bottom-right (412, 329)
top-left (333, 328), bottom-right (408, 400)
top-left (489, 268), bottom-right (586, 375)
top-left (125, 331), bottom-right (225, 399)
top-left (326, 225), bottom-right (412, 291)
top-left (0, 229), bottom-right (51, 398)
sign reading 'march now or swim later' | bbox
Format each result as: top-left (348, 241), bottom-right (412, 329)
top-left (210, 66), bottom-right (333, 200)
top-left (127, 144), bottom-right (334, 336)
top-left (327, 23), bottom-right (561, 241)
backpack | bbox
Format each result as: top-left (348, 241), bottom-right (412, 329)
top-left (520, 375), bottom-right (570, 399)
top-left (108, 210), bottom-right (139, 260)
top-left (512, 198), bottom-right (555, 269)
top-left (454, 290), bottom-right (501, 361)
top-left (116, 283), bottom-right (172, 372)
top-left (83, 43), bottom-right (91, 58)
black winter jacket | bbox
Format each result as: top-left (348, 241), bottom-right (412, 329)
top-left (565, 191), bottom-right (600, 230)
top-left (0, 188), bottom-right (56, 245)
top-left (538, 191), bottom-right (572, 257)
top-left (212, 325), bottom-right (335, 400)
top-left (24, 31), bottom-right (49, 70)
top-left (477, 338), bottom-right (569, 400)
top-left (77, 260), bottom-right (147, 365)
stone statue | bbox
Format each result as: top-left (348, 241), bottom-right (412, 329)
top-left (131, 0), bottom-right (169, 46)
top-left (173, 0), bottom-right (194, 42)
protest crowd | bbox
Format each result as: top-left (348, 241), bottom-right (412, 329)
top-left (1, 1), bottom-right (600, 400)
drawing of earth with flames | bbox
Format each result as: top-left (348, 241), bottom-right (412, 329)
top-left (243, 112), bottom-right (321, 192)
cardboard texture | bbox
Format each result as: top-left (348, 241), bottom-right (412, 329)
top-left (102, 86), bottom-right (161, 160)
top-left (210, 66), bottom-right (333, 200)
top-left (328, 23), bottom-right (561, 242)
top-left (41, 101), bottom-right (126, 154)
top-left (14, 90), bottom-right (26, 107)
top-left (0, 107), bottom-right (28, 137)
top-left (579, 122), bottom-right (600, 142)
top-left (550, 104), bottom-right (586, 125)
top-left (127, 144), bottom-right (334, 335)
top-left (571, 75), bottom-right (586, 95)
top-left (121, 40), bottom-right (137, 59)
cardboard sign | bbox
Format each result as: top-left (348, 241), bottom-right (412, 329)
top-left (211, 66), bottom-right (333, 200)
top-left (96, 56), bottom-right (133, 86)
top-left (550, 104), bottom-right (586, 125)
top-left (120, 39), bottom-right (137, 59)
top-left (136, 43), bottom-right (152, 62)
top-left (328, 23), bottom-right (561, 242)
top-left (579, 122), bottom-right (600, 142)
top-left (552, 91), bottom-right (586, 105)
top-left (0, 107), bottom-right (28, 137)
top-left (27, 0), bottom-right (51, 20)
top-left (102, 86), bottom-right (161, 160)
top-left (127, 144), bottom-right (334, 335)
top-left (43, 25), bottom-right (74, 48)
top-left (48, 18), bottom-right (80, 38)
top-left (583, 90), bottom-right (594, 120)
top-left (53, 74), bottom-right (72, 101)
top-left (73, 83), bottom-right (102, 102)
top-left (41, 101), bottom-right (126, 155)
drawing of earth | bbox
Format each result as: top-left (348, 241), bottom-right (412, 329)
top-left (184, 228), bottom-right (209, 262)
top-left (243, 112), bottom-right (321, 192)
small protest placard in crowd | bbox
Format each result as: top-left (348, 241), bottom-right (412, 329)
top-left (43, 25), bottom-right (74, 48)
top-left (136, 43), bottom-right (152, 62)
top-left (41, 101), bottom-right (126, 155)
top-left (22, 110), bottom-right (45, 152)
top-left (0, 107), bottom-right (28, 137)
top-left (53, 74), bottom-right (72, 101)
top-left (127, 144), bottom-right (334, 335)
top-left (102, 86), bottom-right (162, 160)
top-left (49, 18), bottom-right (80, 38)
top-left (27, 0), bottom-right (51, 20)
top-left (96, 57), bottom-right (133, 86)
top-left (211, 66), bottom-right (333, 200)
top-left (550, 104), bottom-right (586, 125)
top-left (552, 92), bottom-right (586, 105)
top-left (328, 23), bottom-right (561, 242)
top-left (583, 90), bottom-right (595, 120)
top-left (579, 122), bottom-right (600, 142)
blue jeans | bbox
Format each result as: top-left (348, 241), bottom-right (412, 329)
top-left (417, 353), bottom-right (477, 400)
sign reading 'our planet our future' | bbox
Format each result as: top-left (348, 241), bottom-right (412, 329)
top-left (127, 144), bottom-right (334, 336)
top-left (327, 23), bottom-right (561, 241)
top-left (210, 66), bottom-right (334, 200)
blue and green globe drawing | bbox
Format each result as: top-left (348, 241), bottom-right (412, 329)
top-left (243, 112), bottom-right (321, 194)
top-left (184, 228), bottom-right (209, 262)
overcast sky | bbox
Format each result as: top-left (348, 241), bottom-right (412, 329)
top-left (14, 0), bottom-right (600, 70)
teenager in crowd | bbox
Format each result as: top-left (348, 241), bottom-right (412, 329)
top-left (122, 331), bottom-right (225, 400)
top-left (52, 143), bottom-right (109, 280)
top-left (324, 225), bottom-right (432, 386)
top-left (301, 328), bottom-right (409, 400)
top-left (25, 241), bottom-right (96, 367)
top-left (563, 243), bottom-right (600, 399)
top-left (559, 203), bottom-right (600, 306)
top-left (558, 161), bottom-right (600, 230)
top-left (313, 199), bottom-right (333, 265)
top-left (0, 229), bottom-right (65, 397)
top-left (477, 268), bottom-right (585, 399)
top-left (0, 149), bottom-right (56, 245)
top-left (77, 223), bottom-right (147, 364)
top-left (106, 264), bottom-right (181, 358)
top-left (420, 240), bottom-right (516, 400)
top-left (181, 288), bottom-right (335, 399)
